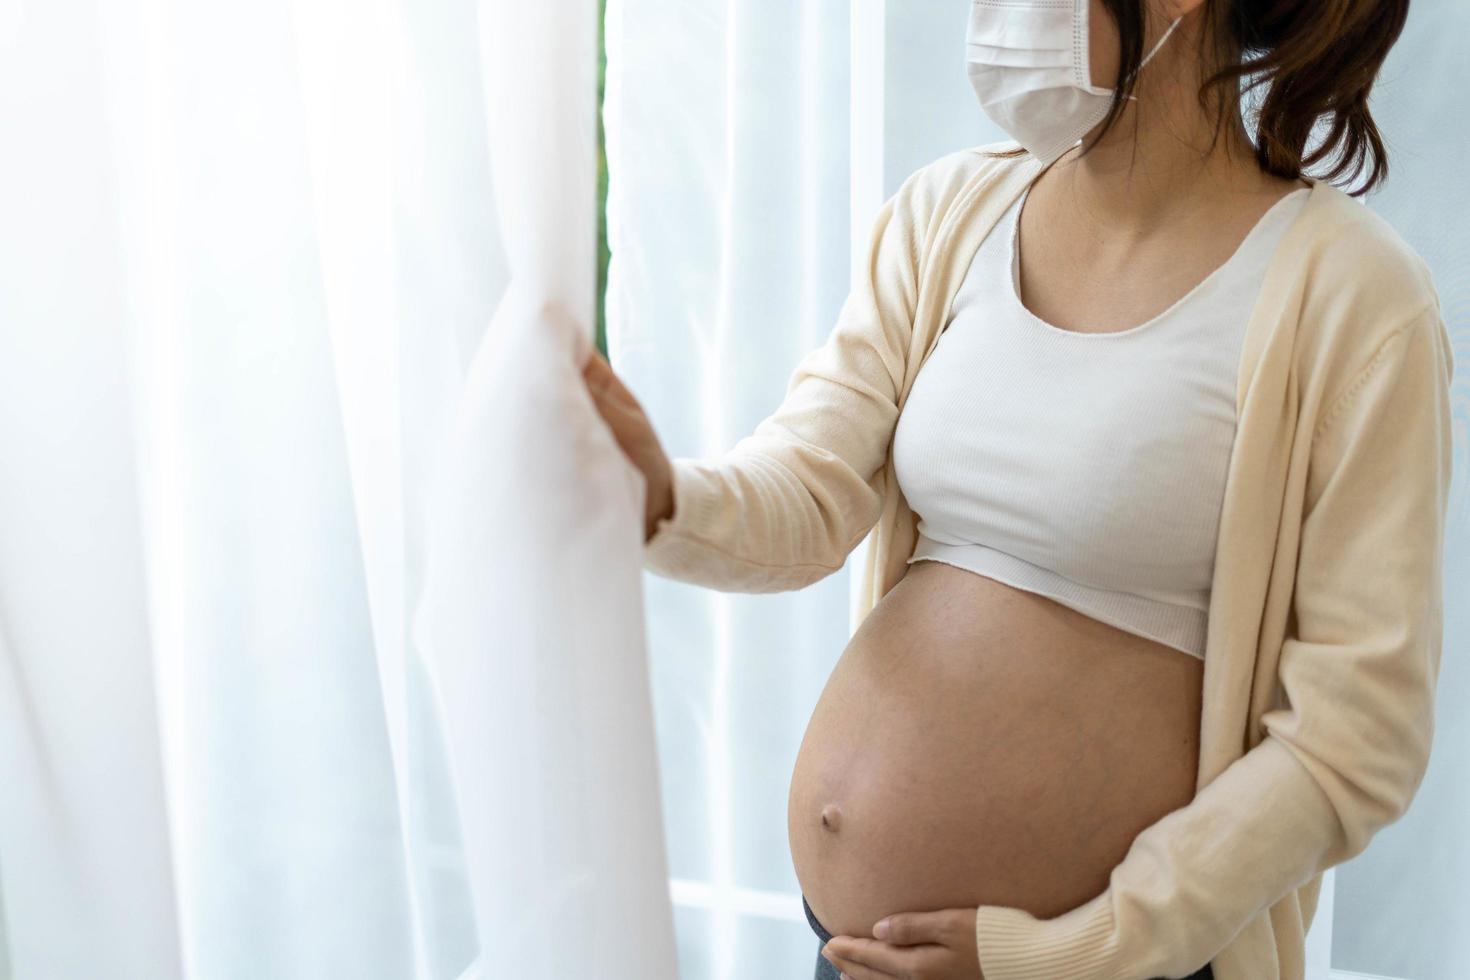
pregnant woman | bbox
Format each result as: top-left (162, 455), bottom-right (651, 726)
top-left (585, 1), bottom-right (1454, 978)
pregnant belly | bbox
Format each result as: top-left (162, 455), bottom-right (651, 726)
top-left (787, 559), bottom-right (1204, 941)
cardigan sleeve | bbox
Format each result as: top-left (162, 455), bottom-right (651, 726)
top-left (972, 301), bottom-right (1457, 980)
top-left (640, 169), bottom-right (931, 593)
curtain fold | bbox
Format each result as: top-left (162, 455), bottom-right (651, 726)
top-left (413, 1), bottom-right (679, 977)
top-left (0, 0), bottom-right (676, 977)
top-left (0, 5), bottom-right (184, 976)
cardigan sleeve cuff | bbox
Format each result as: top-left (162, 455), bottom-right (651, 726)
top-left (642, 456), bottom-right (732, 578)
top-left (975, 890), bottom-right (1127, 980)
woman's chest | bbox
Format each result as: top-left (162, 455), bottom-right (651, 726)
top-left (892, 293), bottom-right (1244, 593)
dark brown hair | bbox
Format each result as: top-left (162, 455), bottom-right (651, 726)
top-left (984, 0), bottom-right (1410, 197)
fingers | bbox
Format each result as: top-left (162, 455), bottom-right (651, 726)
top-left (823, 936), bottom-right (936, 979)
top-left (875, 908), bottom-right (970, 946)
top-left (581, 352), bottom-right (621, 408)
top-left (582, 348), bottom-right (613, 394)
top-left (598, 395), bottom-right (645, 445)
top-left (823, 957), bottom-right (891, 980)
top-left (820, 947), bottom-right (893, 980)
top-left (581, 348), bottom-right (642, 410)
top-left (586, 380), bottom-right (641, 445)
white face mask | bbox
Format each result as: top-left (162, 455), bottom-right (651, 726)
top-left (966, 0), bottom-right (1184, 165)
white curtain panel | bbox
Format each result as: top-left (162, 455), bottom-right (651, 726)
top-left (604, 1), bottom-right (858, 977)
top-left (0, 0), bottom-right (676, 978)
top-left (413, 1), bottom-right (678, 978)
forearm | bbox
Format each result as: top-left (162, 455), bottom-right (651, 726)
top-left (642, 447), bottom-right (882, 593)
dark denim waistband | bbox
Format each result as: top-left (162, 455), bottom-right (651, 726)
top-left (802, 893), bottom-right (833, 944)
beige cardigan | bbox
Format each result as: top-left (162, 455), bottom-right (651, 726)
top-left (642, 139), bottom-right (1456, 980)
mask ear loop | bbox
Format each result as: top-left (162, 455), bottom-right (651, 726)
top-left (1121, 14), bottom-right (1184, 102)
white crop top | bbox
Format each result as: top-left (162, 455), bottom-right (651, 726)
top-left (891, 182), bottom-right (1311, 659)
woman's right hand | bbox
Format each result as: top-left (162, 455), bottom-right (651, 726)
top-left (582, 348), bottom-right (676, 544)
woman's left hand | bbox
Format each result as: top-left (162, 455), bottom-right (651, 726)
top-left (820, 907), bottom-right (984, 980)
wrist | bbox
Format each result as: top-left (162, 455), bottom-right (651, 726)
top-left (644, 462), bottom-right (675, 543)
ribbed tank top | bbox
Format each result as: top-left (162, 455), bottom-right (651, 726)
top-left (891, 183), bottom-right (1311, 659)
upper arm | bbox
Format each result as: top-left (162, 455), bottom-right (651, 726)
top-left (642, 163), bottom-right (942, 591)
top-left (1267, 300), bottom-right (1455, 862)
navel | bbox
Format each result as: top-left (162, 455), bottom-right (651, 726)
top-left (819, 803), bottom-right (842, 832)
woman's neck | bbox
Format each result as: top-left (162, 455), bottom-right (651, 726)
top-left (1043, 47), bottom-right (1300, 238)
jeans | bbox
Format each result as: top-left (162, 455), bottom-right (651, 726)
top-left (802, 893), bottom-right (1214, 980)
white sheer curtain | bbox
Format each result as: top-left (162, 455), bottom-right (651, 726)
top-left (604, 2), bottom-right (858, 976)
top-left (414, 2), bottom-right (677, 976)
top-left (0, 0), bottom-right (676, 977)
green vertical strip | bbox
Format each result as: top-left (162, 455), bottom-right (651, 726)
top-left (596, 0), bottom-right (610, 358)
